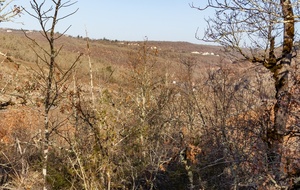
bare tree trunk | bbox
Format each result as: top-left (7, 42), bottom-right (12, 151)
top-left (85, 31), bottom-right (95, 108)
top-left (275, 0), bottom-right (294, 136)
top-left (43, 26), bottom-right (56, 190)
top-left (268, 0), bottom-right (294, 183)
top-left (43, 114), bottom-right (49, 190)
top-left (42, 1), bottom-right (60, 188)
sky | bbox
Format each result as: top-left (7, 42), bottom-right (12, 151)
top-left (0, 0), bottom-right (212, 44)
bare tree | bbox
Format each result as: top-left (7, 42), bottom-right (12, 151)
top-left (192, 0), bottom-right (299, 188)
top-left (24, 1), bottom-right (80, 189)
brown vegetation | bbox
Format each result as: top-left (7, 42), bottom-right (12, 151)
top-left (0, 25), bottom-right (299, 189)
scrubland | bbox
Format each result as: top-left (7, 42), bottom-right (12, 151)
top-left (0, 29), bottom-right (299, 189)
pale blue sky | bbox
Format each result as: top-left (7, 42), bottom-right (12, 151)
top-left (1, 0), bottom-right (212, 44)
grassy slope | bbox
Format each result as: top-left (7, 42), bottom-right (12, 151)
top-left (0, 28), bottom-right (229, 90)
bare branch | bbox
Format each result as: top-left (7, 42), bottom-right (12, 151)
top-left (0, 0), bottom-right (22, 22)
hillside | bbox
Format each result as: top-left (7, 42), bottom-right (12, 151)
top-left (0, 28), bottom-right (224, 66)
top-left (0, 28), bottom-right (299, 190)
top-left (1, 29), bottom-right (226, 76)
top-left (0, 28), bottom-right (232, 104)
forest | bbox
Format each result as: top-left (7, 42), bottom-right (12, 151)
top-left (0, 0), bottom-right (300, 189)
